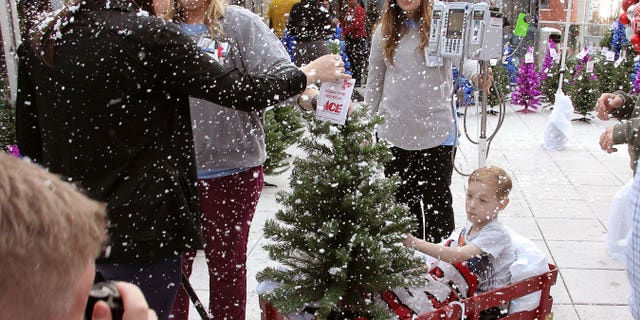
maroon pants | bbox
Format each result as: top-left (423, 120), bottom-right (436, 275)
top-left (172, 166), bottom-right (264, 320)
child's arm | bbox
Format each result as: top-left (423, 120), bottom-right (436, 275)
top-left (404, 234), bottom-right (484, 264)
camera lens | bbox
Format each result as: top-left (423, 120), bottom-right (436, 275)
top-left (84, 281), bottom-right (124, 320)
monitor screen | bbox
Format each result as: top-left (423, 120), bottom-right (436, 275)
top-left (447, 9), bottom-right (464, 39)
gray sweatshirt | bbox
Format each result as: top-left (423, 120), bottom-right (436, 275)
top-left (187, 6), bottom-right (298, 173)
top-left (365, 25), bottom-right (478, 150)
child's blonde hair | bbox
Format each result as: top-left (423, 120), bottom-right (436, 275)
top-left (169, 0), bottom-right (227, 37)
top-left (468, 166), bottom-right (512, 200)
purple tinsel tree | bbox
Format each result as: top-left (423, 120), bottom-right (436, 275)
top-left (6, 145), bottom-right (20, 157)
top-left (631, 57), bottom-right (640, 94)
top-left (511, 47), bottom-right (542, 113)
top-left (540, 40), bottom-right (556, 82)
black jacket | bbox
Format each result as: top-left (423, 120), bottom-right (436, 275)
top-left (16, 0), bottom-right (306, 263)
top-left (286, 0), bottom-right (333, 41)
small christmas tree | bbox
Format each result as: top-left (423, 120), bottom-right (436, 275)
top-left (258, 105), bottom-right (424, 319)
top-left (594, 45), bottom-right (634, 97)
top-left (487, 62), bottom-right (510, 108)
top-left (593, 23), bottom-right (633, 97)
top-left (511, 46), bottom-right (542, 113)
top-left (610, 21), bottom-right (629, 60)
top-left (565, 52), bottom-right (599, 121)
top-left (540, 41), bottom-right (560, 105)
top-left (0, 91), bottom-right (17, 151)
top-left (263, 105), bottom-right (305, 175)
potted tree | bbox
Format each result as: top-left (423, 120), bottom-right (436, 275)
top-left (257, 104), bottom-right (424, 319)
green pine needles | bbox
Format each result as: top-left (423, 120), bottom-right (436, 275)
top-left (0, 94), bottom-right (15, 147)
top-left (258, 104), bottom-right (424, 319)
top-left (264, 105), bottom-right (305, 175)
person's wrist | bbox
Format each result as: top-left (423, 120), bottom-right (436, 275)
top-left (301, 64), bottom-right (318, 85)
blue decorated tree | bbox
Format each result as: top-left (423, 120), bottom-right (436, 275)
top-left (504, 45), bottom-right (518, 85)
top-left (453, 65), bottom-right (475, 108)
top-left (593, 21), bottom-right (633, 98)
top-left (511, 47), bottom-right (542, 113)
top-left (281, 29), bottom-right (297, 64)
top-left (610, 21), bottom-right (629, 60)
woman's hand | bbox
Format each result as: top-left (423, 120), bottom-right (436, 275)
top-left (301, 54), bottom-right (351, 84)
top-left (472, 69), bottom-right (493, 93)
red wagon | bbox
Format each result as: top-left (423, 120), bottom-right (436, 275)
top-left (259, 263), bottom-right (558, 320)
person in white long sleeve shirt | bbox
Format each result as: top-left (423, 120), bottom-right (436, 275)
top-left (365, 0), bottom-right (489, 242)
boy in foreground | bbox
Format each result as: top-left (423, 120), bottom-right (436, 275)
top-left (381, 166), bottom-right (516, 317)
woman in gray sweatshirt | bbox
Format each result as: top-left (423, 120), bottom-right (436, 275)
top-left (365, 0), bottom-right (483, 243)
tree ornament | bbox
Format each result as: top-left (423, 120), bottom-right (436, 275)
top-left (620, 12), bottom-right (631, 25)
top-left (622, 0), bottom-right (636, 12)
top-left (627, 3), bottom-right (640, 33)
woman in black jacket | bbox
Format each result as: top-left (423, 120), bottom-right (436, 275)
top-left (15, 0), bottom-right (347, 318)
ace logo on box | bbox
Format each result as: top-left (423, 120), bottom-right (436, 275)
top-left (316, 79), bottom-right (356, 125)
top-left (324, 101), bottom-right (343, 113)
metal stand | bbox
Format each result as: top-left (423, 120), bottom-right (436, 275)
top-left (478, 61), bottom-right (490, 168)
top-left (461, 60), bottom-right (506, 170)
top-left (181, 272), bottom-right (213, 320)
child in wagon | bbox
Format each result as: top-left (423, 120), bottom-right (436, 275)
top-left (379, 166), bottom-right (516, 318)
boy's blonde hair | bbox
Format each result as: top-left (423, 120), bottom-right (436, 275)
top-left (0, 153), bottom-right (107, 318)
top-left (468, 166), bottom-right (512, 200)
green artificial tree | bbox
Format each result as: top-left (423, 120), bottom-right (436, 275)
top-left (487, 62), bottom-right (510, 108)
top-left (599, 28), bottom-right (613, 49)
top-left (593, 45), bottom-right (634, 97)
top-left (0, 91), bottom-right (16, 148)
top-left (540, 40), bottom-right (560, 105)
top-left (258, 104), bottom-right (424, 320)
top-left (263, 105), bottom-right (305, 175)
top-left (594, 57), bottom-right (632, 99)
top-left (564, 55), bottom-right (599, 121)
top-left (541, 63), bottom-right (560, 105)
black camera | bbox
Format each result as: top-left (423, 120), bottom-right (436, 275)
top-left (84, 281), bottom-right (124, 320)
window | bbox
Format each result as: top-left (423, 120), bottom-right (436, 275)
top-left (540, 0), bottom-right (549, 9)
